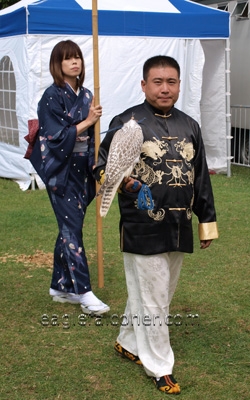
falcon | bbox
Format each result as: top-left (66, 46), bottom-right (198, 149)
top-left (97, 117), bottom-right (144, 217)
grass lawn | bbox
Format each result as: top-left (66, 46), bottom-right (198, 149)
top-left (0, 165), bottom-right (249, 399)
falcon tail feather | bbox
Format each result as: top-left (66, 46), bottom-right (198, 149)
top-left (100, 180), bottom-right (121, 217)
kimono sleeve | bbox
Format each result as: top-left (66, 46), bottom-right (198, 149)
top-left (36, 88), bottom-right (77, 186)
top-left (38, 89), bottom-right (77, 162)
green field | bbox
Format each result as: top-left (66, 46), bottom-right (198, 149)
top-left (0, 165), bottom-right (249, 399)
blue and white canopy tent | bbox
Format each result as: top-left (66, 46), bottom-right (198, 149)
top-left (0, 0), bottom-right (230, 190)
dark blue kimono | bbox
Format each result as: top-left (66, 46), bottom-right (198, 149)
top-left (30, 83), bottom-right (96, 294)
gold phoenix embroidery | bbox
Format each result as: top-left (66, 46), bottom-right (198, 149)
top-left (132, 137), bottom-right (195, 221)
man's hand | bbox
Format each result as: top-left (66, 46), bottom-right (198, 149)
top-left (200, 240), bottom-right (213, 249)
top-left (123, 177), bottom-right (142, 193)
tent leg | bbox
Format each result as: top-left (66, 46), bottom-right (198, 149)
top-left (225, 38), bottom-right (232, 177)
top-left (31, 173), bottom-right (36, 190)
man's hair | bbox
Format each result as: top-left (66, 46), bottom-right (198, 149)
top-left (49, 40), bottom-right (85, 88)
top-left (143, 55), bottom-right (180, 81)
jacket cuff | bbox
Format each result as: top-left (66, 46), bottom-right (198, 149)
top-left (198, 222), bottom-right (219, 240)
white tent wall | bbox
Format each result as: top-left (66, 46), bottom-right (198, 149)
top-left (230, 13), bottom-right (250, 106)
top-left (0, 34), bottom-right (209, 189)
top-left (0, 0), bottom-right (229, 189)
top-left (200, 39), bottom-right (227, 173)
top-left (97, 37), bottom-right (204, 126)
top-left (0, 36), bottom-right (34, 187)
top-left (32, 35), bottom-right (204, 128)
top-left (39, 37), bottom-right (225, 173)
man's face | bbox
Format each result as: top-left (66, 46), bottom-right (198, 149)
top-left (141, 66), bottom-right (180, 113)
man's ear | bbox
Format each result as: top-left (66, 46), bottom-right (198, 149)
top-left (141, 80), bottom-right (146, 93)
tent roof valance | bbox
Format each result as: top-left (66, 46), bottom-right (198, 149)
top-left (0, 0), bottom-right (230, 38)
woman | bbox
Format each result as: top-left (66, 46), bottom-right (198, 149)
top-left (30, 40), bottom-right (109, 315)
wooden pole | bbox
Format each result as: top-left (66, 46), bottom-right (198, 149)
top-left (92, 0), bottom-right (104, 288)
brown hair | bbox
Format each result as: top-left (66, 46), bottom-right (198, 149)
top-left (143, 55), bottom-right (180, 81)
top-left (49, 40), bottom-right (85, 88)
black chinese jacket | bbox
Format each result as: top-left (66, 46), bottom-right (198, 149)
top-left (94, 100), bottom-right (218, 255)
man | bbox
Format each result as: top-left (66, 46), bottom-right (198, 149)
top-left (94, 56), bottom-right (218, 394)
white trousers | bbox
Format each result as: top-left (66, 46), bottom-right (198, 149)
top-left (117, 252), bottom-right (184, 378)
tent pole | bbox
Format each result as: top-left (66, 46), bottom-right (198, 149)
top-left (92, 0), bottom-right (104, 288)
top-left (225, 38), bottom-right (232, 178)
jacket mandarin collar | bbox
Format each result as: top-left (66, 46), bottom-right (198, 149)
top-left (144, 100), bottom-right (173, 118)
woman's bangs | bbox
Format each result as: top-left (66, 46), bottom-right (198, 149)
top-left (63, 43), bottom-right (80, 60)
